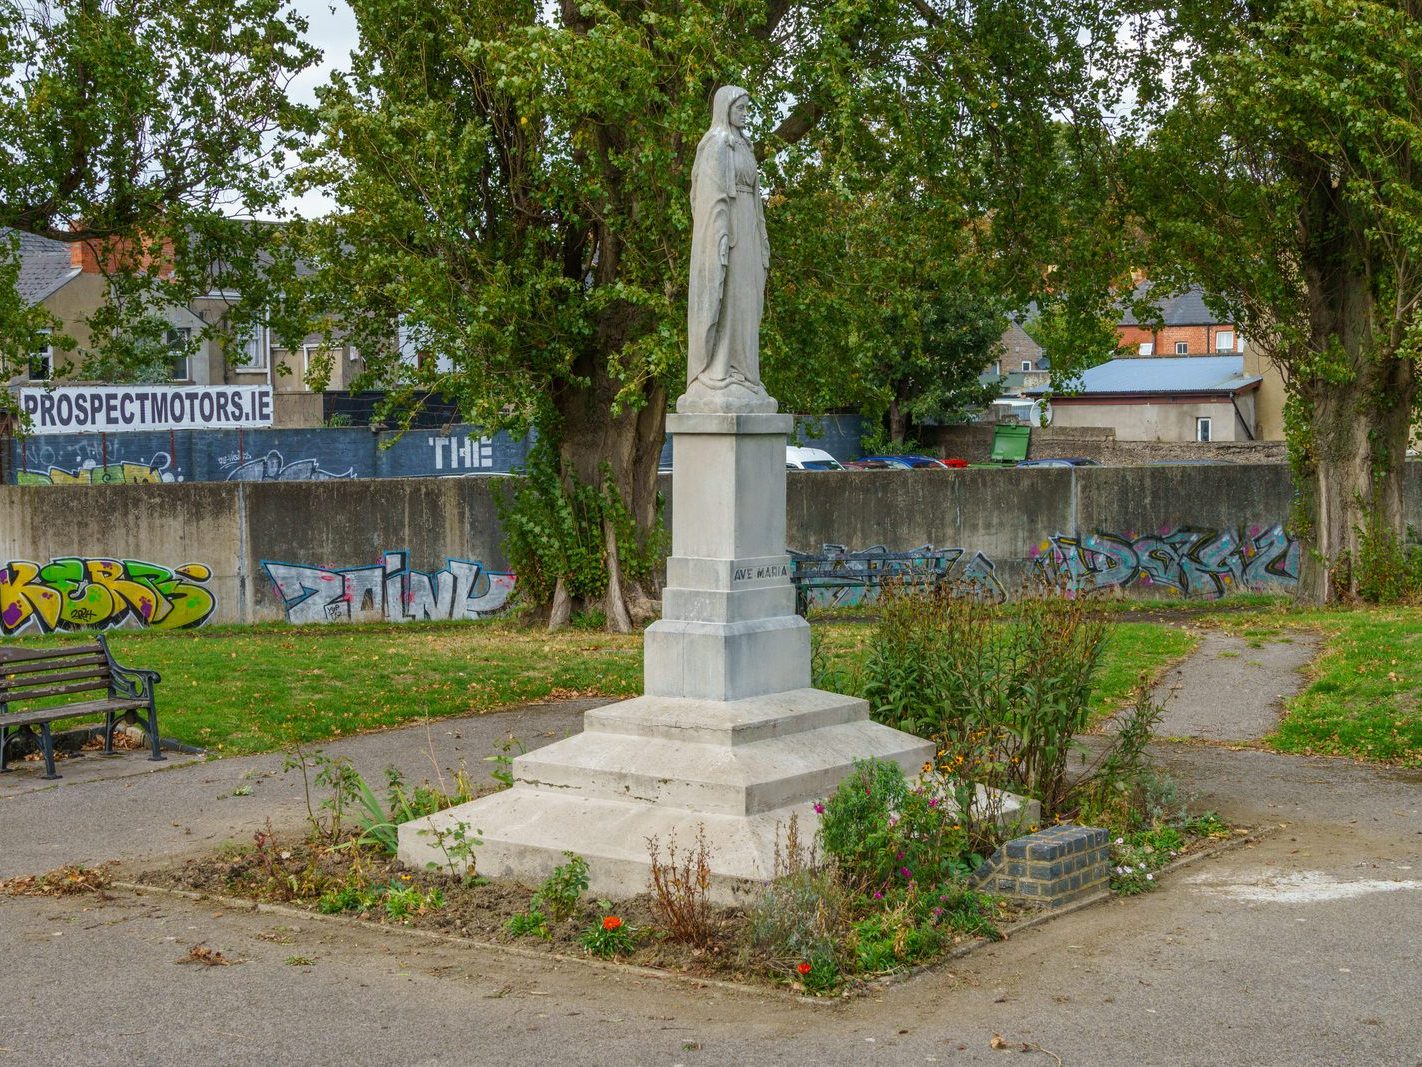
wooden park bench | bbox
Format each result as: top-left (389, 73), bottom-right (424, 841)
top-left (0, 637), bottom-right (165, 780)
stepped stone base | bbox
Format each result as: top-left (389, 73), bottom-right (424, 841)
top-left (397, 688), bottom-right (935, 903)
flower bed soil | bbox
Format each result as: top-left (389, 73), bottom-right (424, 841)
top-left (134, 832), bottom-right (1026, 993)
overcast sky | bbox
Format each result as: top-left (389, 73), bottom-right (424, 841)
top-left (284, 0), bottom-right (359, 217)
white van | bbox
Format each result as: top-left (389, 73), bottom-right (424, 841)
top-left (786, 446), bottom-right (845, 471)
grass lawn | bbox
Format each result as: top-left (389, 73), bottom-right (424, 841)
top-left (5, 614), bottom-right (1198, 759)
top-left (1202, 605), bottom-right (1422, 766)
top-left (5, 621), bottom-right (643, 757)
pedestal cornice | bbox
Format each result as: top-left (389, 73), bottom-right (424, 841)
top-left (667, 412), bottom-right (793, 436)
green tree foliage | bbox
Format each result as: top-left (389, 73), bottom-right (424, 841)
top-left (1121, 0), bottom-right (1422, 601)
top-left (296, 0), bottom-right (1130, 628)
top-left (0, 0), bottom-right (320, 393)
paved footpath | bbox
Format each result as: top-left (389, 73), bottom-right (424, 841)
top-left (2, 695), bottom-right (1420, 1066)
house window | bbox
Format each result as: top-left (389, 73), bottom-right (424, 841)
top-left (992, 360), bottom-right (1001, 376)
top-left (1138, 342), bottom-right (1154, 356)
top-left (1196, 417), bottom-right (1212, 442)
top-left (166, 327), bottom-right (191, 380)
top-left (1175, 341), bottom-right (1189, 355)
top-left (1021, 360), bottom-right (1033, 372)
top-left (29, 331), bottom-right (53, 380)
top-left (1216, 331), bottom-right (1235, 352)
top-left (238, 322), bottom-right (268, 371)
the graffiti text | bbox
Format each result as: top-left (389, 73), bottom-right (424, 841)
top-left (262, 551), bottom-right (515, 624)
top-left (1, 557), bottom-right (216, 635)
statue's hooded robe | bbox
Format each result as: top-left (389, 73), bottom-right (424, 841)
top-left (686, 85), bottom-right (771, 393)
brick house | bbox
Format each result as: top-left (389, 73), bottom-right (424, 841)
top-left (981, 320), bottom-right (1051, 394)
top-left (1117, 283), bottom-right (1243, 357)
top-left (5, 229), bottom-right (363, 427)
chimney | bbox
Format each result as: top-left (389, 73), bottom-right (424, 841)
top-left (69, 239), bottom-right (104, 273)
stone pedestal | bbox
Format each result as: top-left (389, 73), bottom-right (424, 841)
top-left (398, 411), bottom-right (934, 902)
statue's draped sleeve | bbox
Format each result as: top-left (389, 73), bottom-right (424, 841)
top-left (687, 130), bottom-right (736, 386)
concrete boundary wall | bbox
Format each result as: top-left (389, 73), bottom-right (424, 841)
top-left (2, 464), bottom-right (1420, 633)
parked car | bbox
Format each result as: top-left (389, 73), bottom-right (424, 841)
top-left (786, 446), bottom-right (846, 471)
top-left (1015, 457), bottom-right (1102, 468)
top-left (856, 454), bottom-right (950, 470)
top-left (843, 459), bottom-right (900, 470)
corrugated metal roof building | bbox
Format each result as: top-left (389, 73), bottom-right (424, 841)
top-left (1027, 356), bottom-right (1263, 442)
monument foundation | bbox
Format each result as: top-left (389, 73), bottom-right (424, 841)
top-left (398, 412), bottom-right (939, 902)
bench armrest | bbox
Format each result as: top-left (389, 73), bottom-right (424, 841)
top-left (96, 637), bottom-right (161, 700)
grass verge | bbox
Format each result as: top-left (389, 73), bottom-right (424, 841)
top-left (6, 614), bottom-right (1195, 759)
top-left (1201, 605), bottom-right (1422, 766)
top-left (4, 620), bottom-right (642, 757)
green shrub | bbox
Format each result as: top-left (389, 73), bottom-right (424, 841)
top-left (532, 852), bottom-right (589, 922)
top-left (860, 585), bottom-right (1165, 823)
top-left (817, 759), bottom-right (973, 895)
top-left (506, 909), bottom-right (551, 939)
top-left (1338, 511), bottom-right (1422, 604)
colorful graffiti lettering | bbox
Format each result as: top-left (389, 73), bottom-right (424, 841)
top-left (17, 453), bottom-right (181, 485)
top-left (261, 551), bottom-right (515, 624)
top-left (225, 450), bottom-right (355, 481)
top-left (1, 557), bottom-right (217, 634)
top-left (789, 544), bottom-right (1006, 608)
top-left (1034, 525), bottom-right (1300, 598)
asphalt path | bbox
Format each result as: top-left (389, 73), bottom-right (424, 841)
top-left (2, 696), bottom-right (1420, 1065)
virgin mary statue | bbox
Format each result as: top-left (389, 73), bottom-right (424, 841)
top-left (681, 85), bottom-right (776, 413)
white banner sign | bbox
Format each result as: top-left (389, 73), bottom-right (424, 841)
top-left (18, 386), bottom-right (274, 433)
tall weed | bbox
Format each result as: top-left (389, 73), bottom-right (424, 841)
top-left (862, 583), bottom-right (1107, 820)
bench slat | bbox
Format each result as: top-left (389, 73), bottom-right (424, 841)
top-left (0, 644), bottom-right (105, 664)
top-left (1, 666), bottom-right (113, 692)
top-left (0, 653), bottom-right (108, 678)
top-left (3, 678), bottom-right (111, 702)
top-left (1, 697), bottom-right (149, 730)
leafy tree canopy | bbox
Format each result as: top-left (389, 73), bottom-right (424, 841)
top-left (1117, 0), bottom-right (1422, 599)
top-left (295, 0), bottom-right (1131, 627)
top-left (0, 0), bottom-right (320, 393)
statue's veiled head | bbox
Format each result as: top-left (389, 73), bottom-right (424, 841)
top-left (712, 85), bottom-right (751, 132)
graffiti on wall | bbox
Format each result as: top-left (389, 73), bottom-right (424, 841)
top-left (1034, 524), bottom-right (1300, 598)
top-left (1, 558), bottom-right (216, 634)
top-left (789, 524), bottom-right (1299, 606)
top-left (261, 551), bottom-right (515, 624)
top-left (17, 443), bottom-right (183, 485)
top-left (427, 434), bottom-right (495, 471)
top-left (789, 544), bottom-right (1006, 608)
top-left (223, 450), bottom-right (355, 482)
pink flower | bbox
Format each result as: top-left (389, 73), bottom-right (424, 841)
top-left (813, 802), bottom-right (825, 814)
top-left (928, 798), bottom-right (940, 808)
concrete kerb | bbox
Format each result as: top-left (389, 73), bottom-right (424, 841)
top-left (105, 825), bottom-right (1283, 1005)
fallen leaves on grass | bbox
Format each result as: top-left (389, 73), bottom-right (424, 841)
top-left (176, 944), bottom-right (236, 967)
top-left (0, 864), bottom-right (113, 897)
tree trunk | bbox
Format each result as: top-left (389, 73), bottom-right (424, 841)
top-left (1293, 231), bottom-right (1417, 602)
top-left (887, 396), bottom-right (908, 446)
top-left (1297, 378), bottom-right (1412, 602)
top-left (553, 361), bottom-right (667, 633)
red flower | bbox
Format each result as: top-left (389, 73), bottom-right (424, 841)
top-left (602, 915), bottom-right (623, 931)
top-left (796, 962), bottom-right (813, 976)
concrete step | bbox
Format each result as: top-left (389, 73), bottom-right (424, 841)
top-left (583, 687), bottom-right (868, 745)
top-left (513, 718), bottom-right (932, 816)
